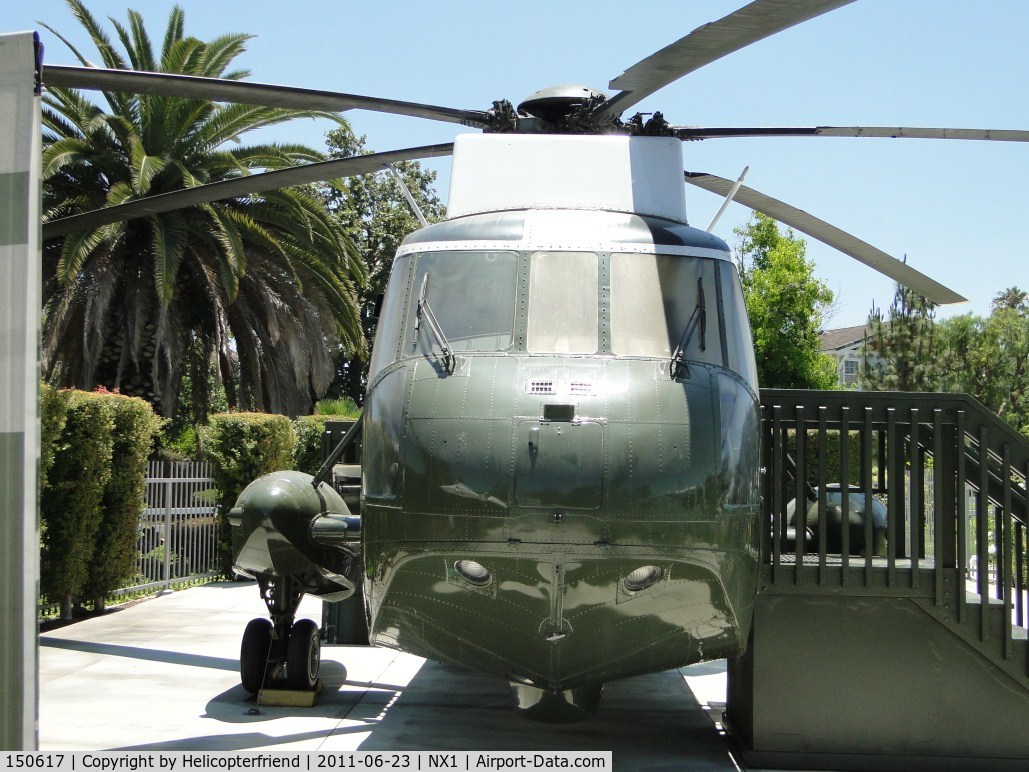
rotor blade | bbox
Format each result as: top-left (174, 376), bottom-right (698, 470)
top-left (43, 144), bottom-right (455, 240)
top-left (673, 125), bottom-right (1029, 142)
top-left (43, 64), bottom-right (492, 128)
top-left (683, 171), bottom-right (967, 305)
top-left (597, 0), bottom-right (855, 119)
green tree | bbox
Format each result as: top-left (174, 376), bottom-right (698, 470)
top-left (935, 288), bottom-right (1029, 434)
top-left (735, 213), bottom-right (837, 389)
top-left (318, 128), bottom-right (445, 404)
top-left (991, 286), bottom-right (1028, 313)
top-left (41, 1), bottom-right (364, 420)
top-left (860, 283), bottom-right (938, 392)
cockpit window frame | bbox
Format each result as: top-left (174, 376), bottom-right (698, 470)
top-left (368, 246), bottom-right (757, 394)
top-left (405, 249), bottom-right (521, 359)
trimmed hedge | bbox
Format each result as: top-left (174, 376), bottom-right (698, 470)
top-left (40, 383), bottom-right (71, 498)
top-left (40, 401), bottom-right (353, 609)
top-left (202, 412), bottom-right (297, 575)
top-left (85, 394), bottom-right (164, 609)
top-left (293, 414), bottom-right (335, 475)
top-left (40, 391), bottom-right (115, 619)
top-left (39, 389), bottom-right (162, 618)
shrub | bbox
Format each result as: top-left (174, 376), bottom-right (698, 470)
top-left (84, 394), bottom-right (163, 609)
top-left (314, 397), bottom-right (361, 417)
top-left (40, 391), bottom-right (114, 618)
top-left (40, 383), bottom-right (71, 497)
top-left (159, 422), bottom-right (199, 459)
top-left (201, 412), bottom-right (296, 575)
top-left (293, 414), bottom-right (336, 475)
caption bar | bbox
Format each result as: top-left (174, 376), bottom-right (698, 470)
top-left (3, 754), bottom-right (611, 771)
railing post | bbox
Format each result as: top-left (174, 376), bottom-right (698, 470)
top-left (978, 425), bottom-right (990, 642)
top-left (932, 412), bottom-right (953, 607)
top-left (1016, 490), bottom-right (1026, 641)
top-left (956, 410), bottom-right (968, 624)
top-left (1002, 443), bottom-right (1012, 660)
top-left (909, 407), bottom-right (921, 587)
top-left (863, 407), bottom-right (875, 586)
top-left (886, 408), bottom-right (899, 584)
top-left (760, 404), bottom-right (772, 575)
top-left (772, 405), bottom-right (784, 585)
top-left (877, 429), bottom-right (887, 496)
top-left (163, 461), bottom-right (172, 592)
top-left (817, 406), bottom-right (828, 586)
top-left (840, 406), bottom-right (851, 585)
top-left (795, 406), bottom-right (806, 583)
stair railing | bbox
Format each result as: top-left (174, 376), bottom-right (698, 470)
top-left (760, 390), bottom-right (1028, 661)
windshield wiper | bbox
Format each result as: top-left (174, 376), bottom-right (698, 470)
top-left (412, 273), bottom-right (455, 374)
top-left (670, 277), bottom-right (706, 379)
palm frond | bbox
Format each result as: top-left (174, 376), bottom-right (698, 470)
top-left (41, 136), bottom-right (94, 178)
top-left (160, 6), bottom-right (185, 63)
top-left (126, 10), bottom-right (157, 72)
top-left (193, 33), bottom-right (252, 79)
top-left (57, 227), bottom-right (106, 284)
top-left (150, 214), bottom-right (188, 305)
top-left (128, 136), bottom-right (169, 195)
top-left (199, 204), bottom-right (246, 300)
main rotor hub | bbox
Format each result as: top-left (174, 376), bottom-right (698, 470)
top-left (517, 84), bottom-right (607, 125)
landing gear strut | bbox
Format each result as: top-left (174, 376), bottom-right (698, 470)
top-left (239, 575), bottom-right (321, 693)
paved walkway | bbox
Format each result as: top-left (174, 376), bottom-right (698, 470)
top-left (39, 581), bottom-right (741, 770)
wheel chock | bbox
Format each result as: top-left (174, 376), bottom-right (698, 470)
top-left (258, 679), bottom-right (322, 707)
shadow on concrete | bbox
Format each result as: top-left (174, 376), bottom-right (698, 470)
top-left (42, 623), bottom-right (736, 767)
top-left (40, 637), bottom-right (238, 672)
top-left (351, 661), bottom-right (737, 769)
top-left (120, 660), bottom-right (736, 766)
top-left (201, 660), bottom-right (368, 723)
top-left (111, 729), bottom-right (366, 752)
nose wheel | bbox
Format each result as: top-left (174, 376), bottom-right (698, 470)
top-left (240, 617), bottom-right (273, 694)
top-left (286, 618), bottom-right (321, 690)
top-left (239, 575), bottom-right (322, 694)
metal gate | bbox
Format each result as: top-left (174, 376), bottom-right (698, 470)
top-left (127, 460), bottom-right (221, 594)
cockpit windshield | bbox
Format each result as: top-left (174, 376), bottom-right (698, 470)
top-left (526, 251), bottom-right (599, 354)
top-left (610, 253), bottom-right (721, 366)
top-left (409, 251), bottom-right (518, 356)
top-left (370, 247), bottom-right (757, 392)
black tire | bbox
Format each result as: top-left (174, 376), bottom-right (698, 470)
top-left (287, 618), bottom-right (321, 690)
top-left (240, 617), bottom-right (272, 694)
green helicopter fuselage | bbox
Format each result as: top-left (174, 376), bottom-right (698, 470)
top-left (359, 207), bottom-right (761, 695)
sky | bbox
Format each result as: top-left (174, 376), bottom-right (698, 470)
top-left (3, 0), bottom-right (1027, 329)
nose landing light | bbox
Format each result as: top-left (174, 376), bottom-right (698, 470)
top-left (455, 559), bottom-right (492, 586)
top-left (624, 565), bottom-right (663, 592)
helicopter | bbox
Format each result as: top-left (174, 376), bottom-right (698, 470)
top-left (36, 0), bottom-right (1029, 719)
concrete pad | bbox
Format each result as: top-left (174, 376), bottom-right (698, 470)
top-left (39, 581), bottom-right (740, 769)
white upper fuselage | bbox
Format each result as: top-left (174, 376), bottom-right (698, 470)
top-left (447, 134), bottom-right (689, 223)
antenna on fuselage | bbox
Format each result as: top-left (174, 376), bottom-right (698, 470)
top-left (705, 166), bottom-right (749, 232)
top-left (388, 165), bottom-right (429, 228)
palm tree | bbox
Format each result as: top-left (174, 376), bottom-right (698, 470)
top-left (320, 127), bottom-right (447, 405)
top-left (41, 1), bottom-right (364, 419)
top-left (991, 286), bottom-right (1028, 314)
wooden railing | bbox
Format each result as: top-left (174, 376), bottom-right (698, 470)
top-left (759, 390), bottom-right (1028, 659)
